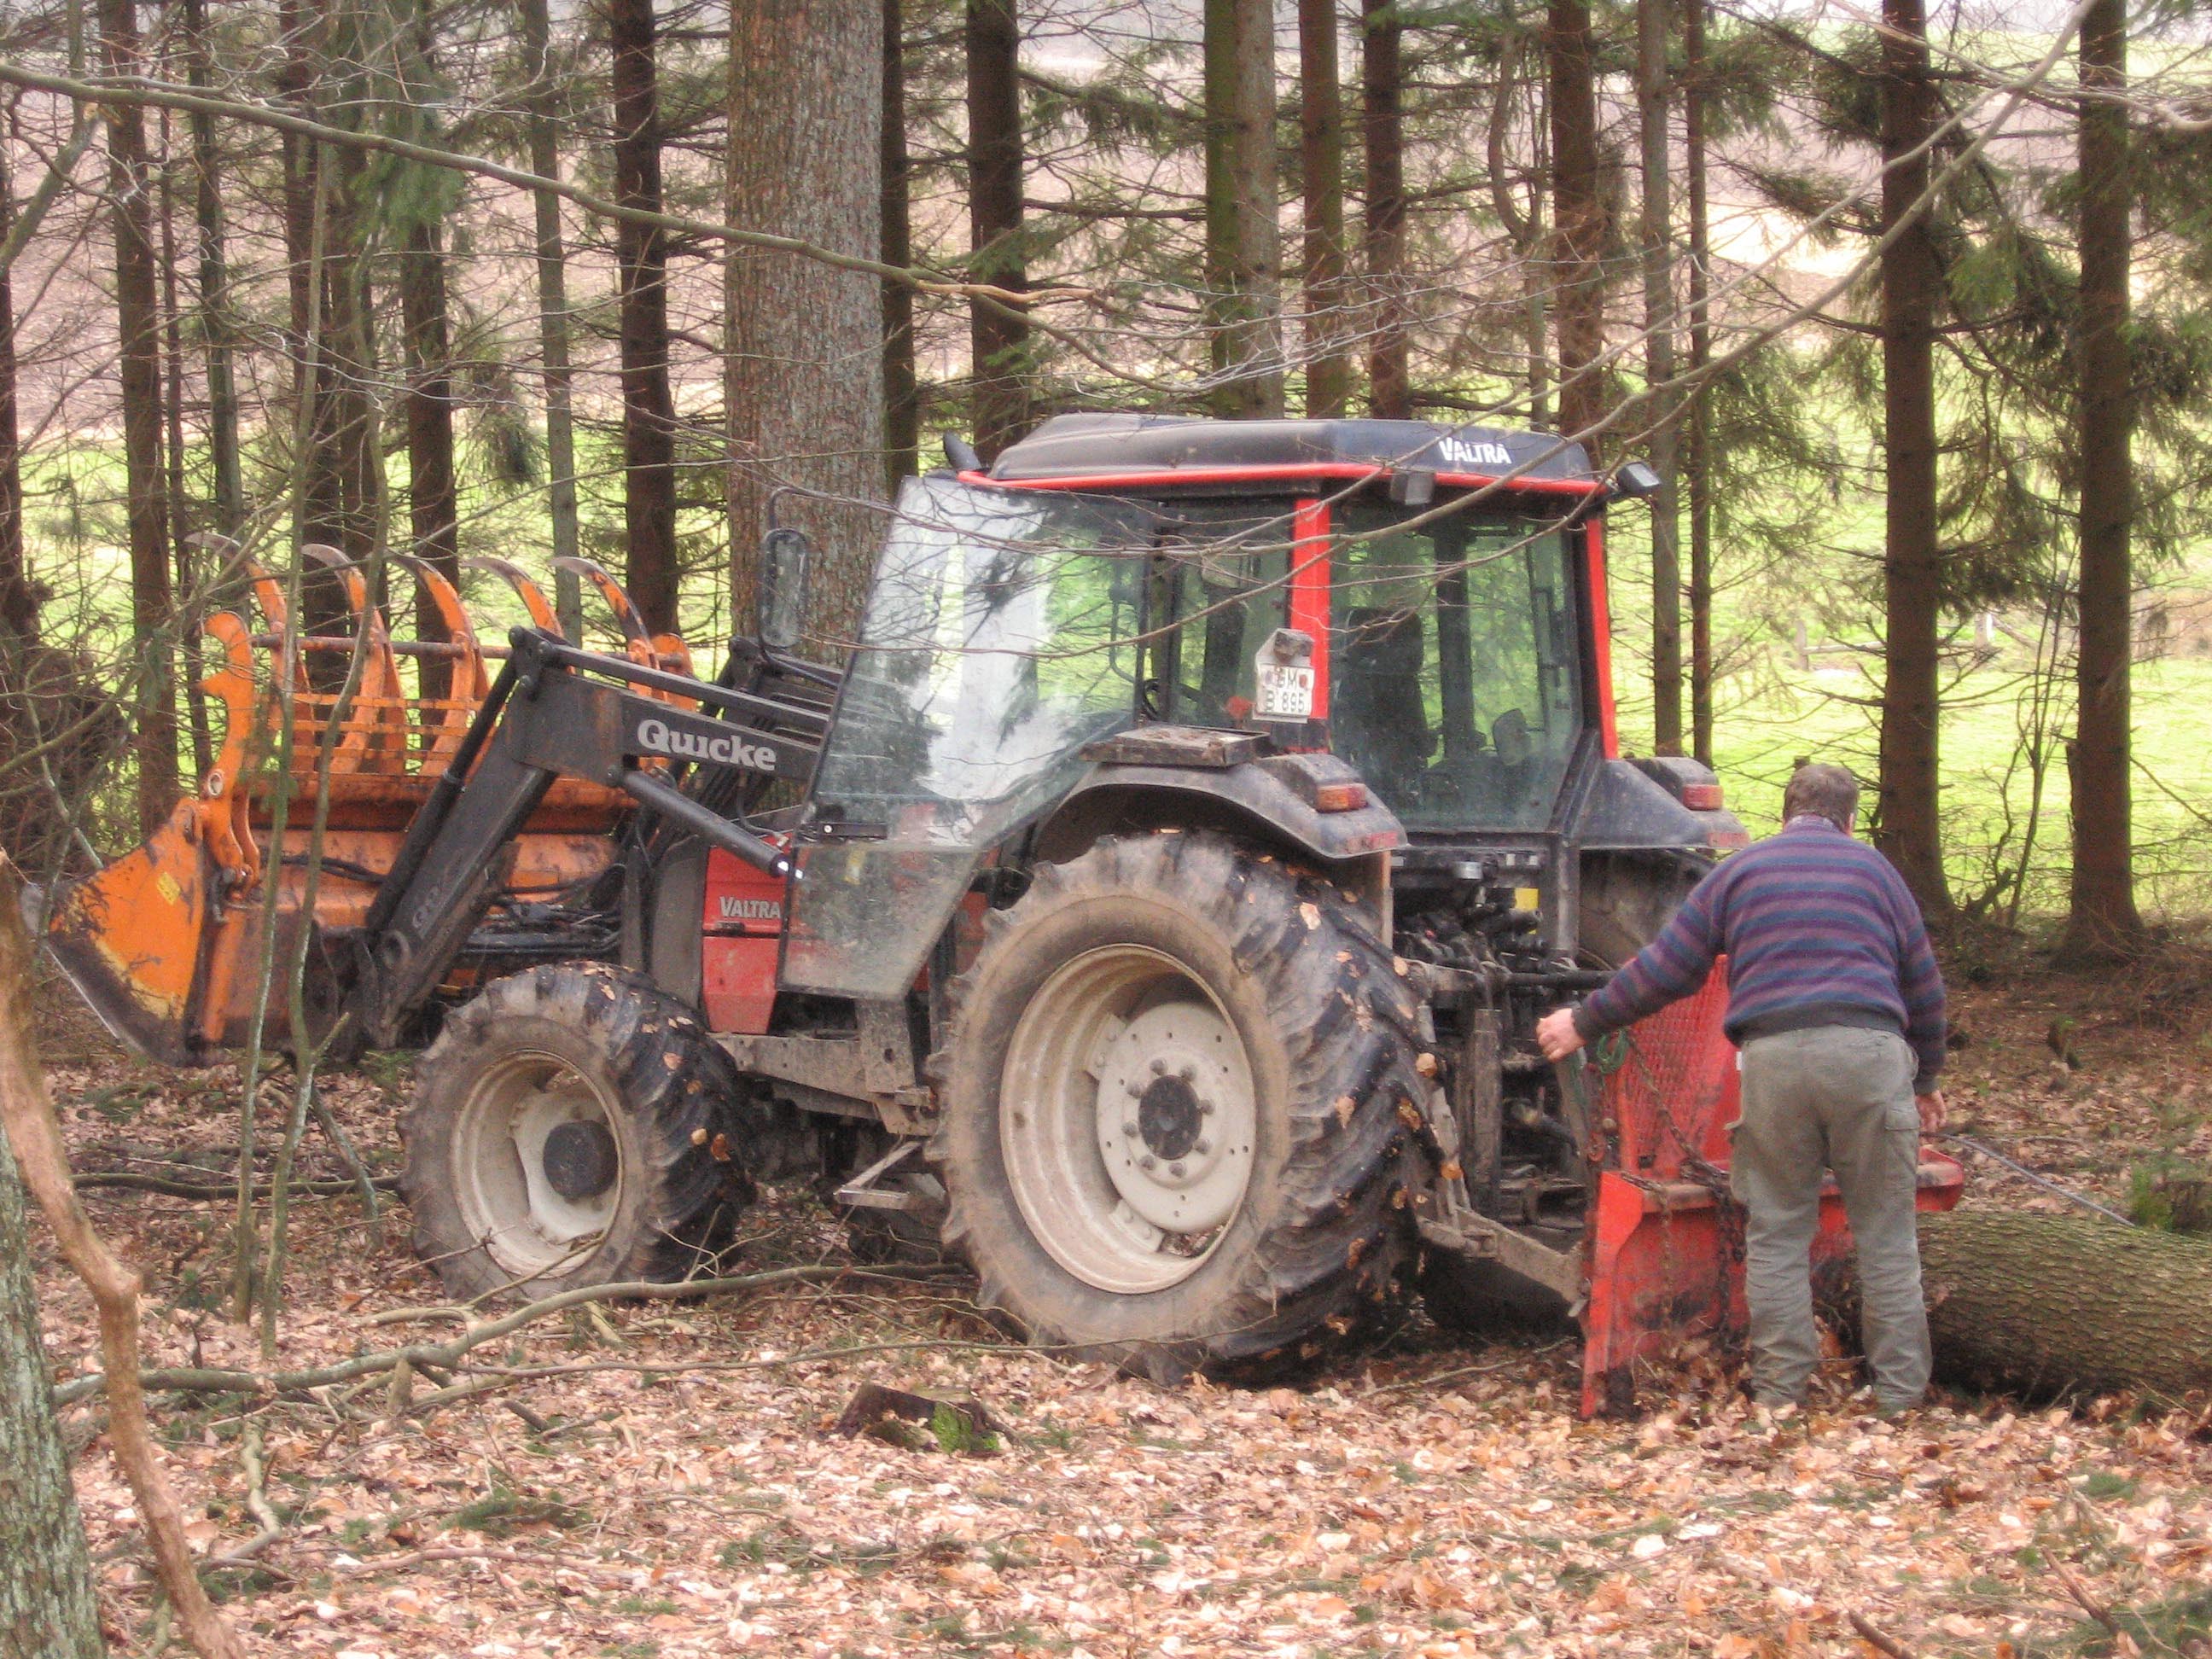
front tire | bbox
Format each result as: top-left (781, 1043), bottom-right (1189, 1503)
top-left (403, 963), bottom-right (754, 1302)
top-left (928, 832), bottom-right (1429, 1379)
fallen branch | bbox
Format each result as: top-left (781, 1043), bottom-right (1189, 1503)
top-left (1848, 1610), bottom-right (1919, 1659)
top-left (0, 855), bottom-right (247, 1659)
top-left (72, 1171), bottom-right (399, 1202)
top-left (322, 1543), bottom-right (638, 1580)
top-left (49, 1262), bottom-right (958, 1406)
top-left (1365, 1337), bottom-right (1575, 1397)
top-left (208, 1420), bottom-right (284, 1567)
top-left (2051, 1562), bottom-right (2123, 1639)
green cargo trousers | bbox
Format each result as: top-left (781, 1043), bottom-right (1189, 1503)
top-left (1731, 1025), bottom-right (1930, 1412)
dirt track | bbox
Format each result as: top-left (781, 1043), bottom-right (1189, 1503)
top-left (24, 952), bottom-right (2212, 1658)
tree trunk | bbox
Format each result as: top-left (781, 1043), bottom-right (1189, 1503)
top-left (881, 0), bottom-right (920, 489)
top-left (402, 221), bottom-right (458, 694)
top-left (608, 0), bottom-right (680, 635)
top-left (1917, 1213), bottom-right (2212, 1402)
top-left (1297, 0), bottom-right (1349, 419)
top-left (1483, 42), bottom-right (1546, 427)
top-left (183, 0), bottom-right (242, 541)
top-left (518, 0), bottom-right (585, 640)
top-left (1873, 0), bottom-right (1951, 914)
top-left (0, 1127), bottom-right (102, 1659)
top-left (0, 143), bottom-right (32, 647)
top-left (2063, 0), bottom-right (2145, 959)
top-left (1637, 0), bottom-right (1682, 755)
top-left (278, 1), bottom-right (377, 651)
top-left (726, 0), bottom-right (887, 647)
top-left (278, 3), bottom-right (341, 562)
top-left (1683, 0), bottom-right (1713, 766)
top-left (101, 0), bottom-right (177, 836)
top-left (966, 0), bottom-right (1028, 460)
top-left (1359, 0), bottom-right (1407, 421)
top-left (157, 103), bottom-right (212, 778)
top-left (1202, 0), bottom-right (1284, 419)
top-left (320, 142), bottom-right (379, 575)
top-left (1547, 0), bottom-right (1605, 462)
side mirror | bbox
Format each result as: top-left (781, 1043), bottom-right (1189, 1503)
top-left (759, 527), bottom-right (812, 653)
top-left (1613, 460), bottom-right (1663, 500)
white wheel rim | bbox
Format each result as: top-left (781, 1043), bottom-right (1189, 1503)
top-left (451, 1050), bottom-right (624, 1280)
top-left (1000, 946), bottom-right (1258, 1294)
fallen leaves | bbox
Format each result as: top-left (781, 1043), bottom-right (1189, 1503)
top-left (20, 963), bottom-right (2212, 1657)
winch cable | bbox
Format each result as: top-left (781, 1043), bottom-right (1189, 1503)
top-left (1930, 1130), bottom-right (2138, 1228)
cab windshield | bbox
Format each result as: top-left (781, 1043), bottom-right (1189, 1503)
top-left (1325, 504), bottom-right (1582, 832)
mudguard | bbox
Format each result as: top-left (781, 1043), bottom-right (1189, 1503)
top-left (1032, 731), bottom-right (1405, 868)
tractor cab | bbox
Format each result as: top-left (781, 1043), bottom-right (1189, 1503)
top-left (785, 415), bottom-right (1737, 1004)
top-left (986, 414), bottom-right (1601, 841)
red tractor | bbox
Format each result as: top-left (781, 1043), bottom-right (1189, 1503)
top-left (35, 416), bottom-right (1962, 1412)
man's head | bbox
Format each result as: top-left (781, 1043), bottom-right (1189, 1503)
top-left (1782, 762), bottom-right (1859, 833)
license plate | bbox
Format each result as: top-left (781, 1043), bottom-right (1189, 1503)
top-left (1254, 662), bottom-right (1316, 720)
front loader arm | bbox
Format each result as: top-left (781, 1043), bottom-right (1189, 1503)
top-left (351, 629), bottom-right (822, 1046)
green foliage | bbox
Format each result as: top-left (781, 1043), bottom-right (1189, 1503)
top-left (928, 1400), bottom-right (1001, 1456)
top-left (2127, 1152), bottom-right (2212, 1233)
top-left (452, 1480), bottom-right (587, 1537)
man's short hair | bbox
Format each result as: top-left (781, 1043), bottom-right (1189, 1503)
top-left (1783, 763), bottom-right (1859, 831)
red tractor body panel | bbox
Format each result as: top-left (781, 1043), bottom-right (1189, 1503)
top-left (701, 841), bottom-right (790, 1035)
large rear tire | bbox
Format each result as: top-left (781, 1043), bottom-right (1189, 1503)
top-left (403, 963), bottom-right (754, 1302)
top-left (928, 832), bottom-right (1429, 1380)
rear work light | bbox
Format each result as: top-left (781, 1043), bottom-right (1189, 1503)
top-left (1680, 782), bottom-right (1724, 811)
top-left (1313, 781), bottom-right (1369, 812)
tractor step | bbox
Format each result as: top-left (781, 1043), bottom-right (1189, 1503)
top-left (835, 1140), bottom-right (924, 1211)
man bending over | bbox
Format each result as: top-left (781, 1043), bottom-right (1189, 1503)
top-left (1535, 762), bottom-right (1947, 1415)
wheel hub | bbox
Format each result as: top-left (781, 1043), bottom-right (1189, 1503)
top-left (1092, 1002), bottom-right (1254, 1236)
top-left (542, 1119), bottom-right (620, 1202)
top-left (453, 1051), bottom-right (626, 1279)
top-left (1136, 1074), bottom-right (1202, 1161)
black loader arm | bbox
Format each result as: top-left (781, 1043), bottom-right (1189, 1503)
top-left (351, 628), bottom-right (824, 1046)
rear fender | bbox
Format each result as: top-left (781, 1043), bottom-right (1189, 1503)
top-left (1031, 747), bottom-right (1404, 935)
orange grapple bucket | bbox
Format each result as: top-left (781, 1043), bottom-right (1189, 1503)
top-left (38, 544), bottom-right (692, 1064)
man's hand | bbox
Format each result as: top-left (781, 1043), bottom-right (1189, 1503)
top-left (1917, 1089), bottom-right (1946, 1134)
top-left (1536, 1008), bottom-right (1586, 1063)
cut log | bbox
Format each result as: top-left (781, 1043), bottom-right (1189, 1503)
top-left (1918, 1211), bottom-right (2212, 1402)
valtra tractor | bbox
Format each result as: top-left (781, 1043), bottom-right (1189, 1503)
top-left (32, 416), bottom-right (1962, 1413)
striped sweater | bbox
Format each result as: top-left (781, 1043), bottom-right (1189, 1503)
top-left (1572, 816), bottom-right (1948, 1091)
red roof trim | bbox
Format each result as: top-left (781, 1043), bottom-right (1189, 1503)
top-left (958, 463), bottom-right (1601, 498)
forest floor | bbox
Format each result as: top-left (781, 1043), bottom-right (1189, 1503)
top-left (21, 937), bottom-right (2212, 1659)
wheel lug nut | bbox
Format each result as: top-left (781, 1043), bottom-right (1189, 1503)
top-left (1170, 1161), bottom-right (1186, 1178)
top-left (1122, 1121), bottom-right (1138, 1137)
top-left (1200, 1101), bottom-right (1215, 1116)
top-left (1126, 1080), bottom-right (1144, 1097)
top-left (1178, 1063), bottom-right (1196, 1082)
top-left (1139, 1155), bottom-right (1156, 1171)
top-left (1150, 1058), bottom-right (1167, 1076)
top-left (1194, 1138), bottom-right (1210, 1155)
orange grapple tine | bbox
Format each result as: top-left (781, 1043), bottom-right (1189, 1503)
top-left (390, 553), bottom-right (488, 763)
top-left (195, 610), bottom-right (259, 882)
top-left (242, 556), bottom-right (308, 688)
top-left (463, 556), bottom-right (562, 637)
top-left (551, 555), bottom-right (653, 655)
top-left (301, 544), bottom-right (408, 773)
